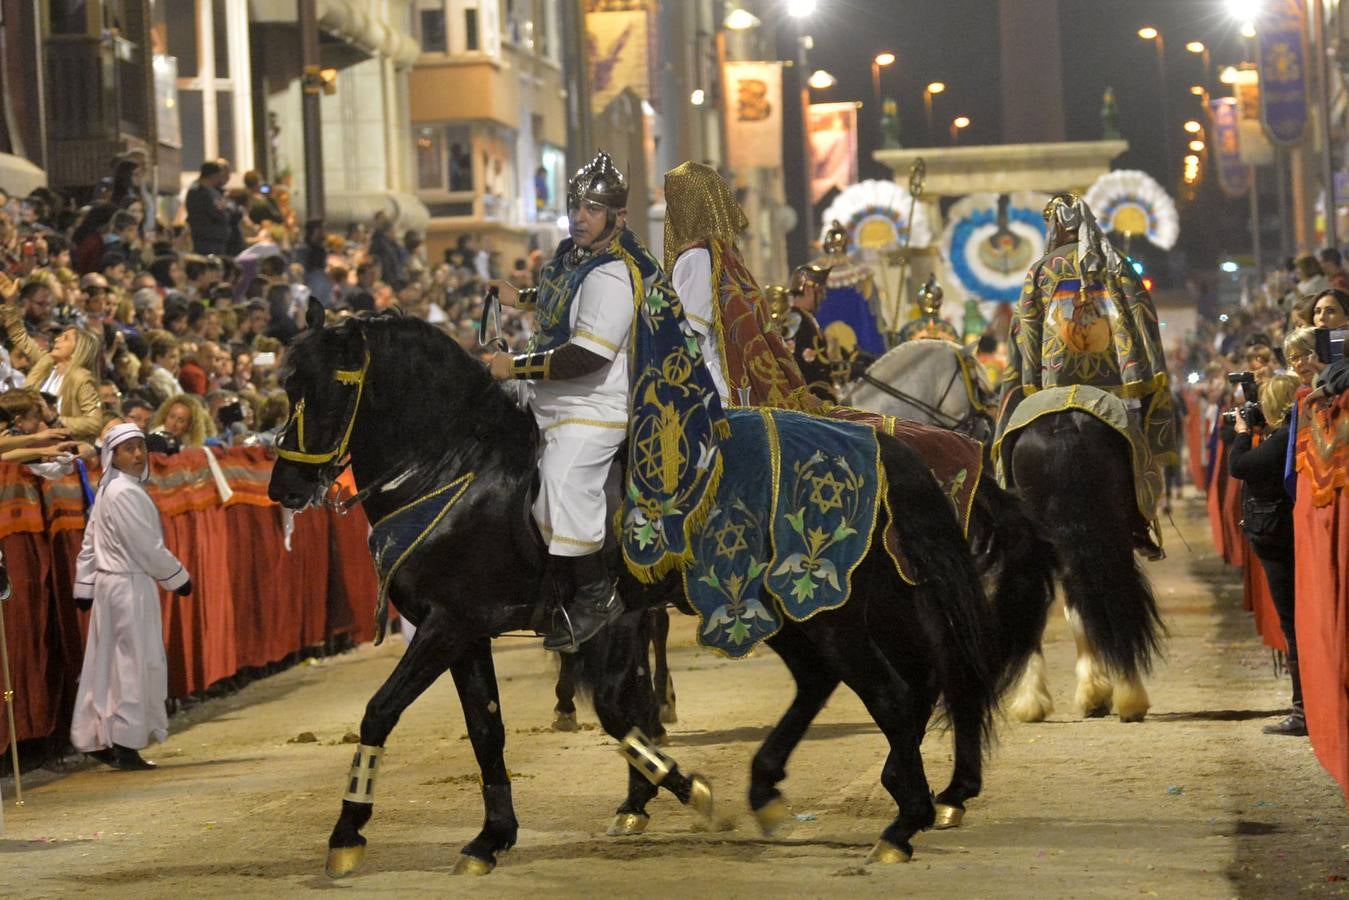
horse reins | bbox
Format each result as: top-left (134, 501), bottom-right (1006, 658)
top-left (857, 364), bottom-right (994, 442)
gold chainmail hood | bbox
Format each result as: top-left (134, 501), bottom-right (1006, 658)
top-left (662, 162), bottom-right (749, 273)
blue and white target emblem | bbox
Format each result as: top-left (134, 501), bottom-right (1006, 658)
top-left (941, 192), bottom-right (1050, 303)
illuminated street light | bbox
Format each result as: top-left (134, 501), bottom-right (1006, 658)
top-left (1240, 21), bottom-right (1257, 38)
top-left (787, 0), bottom-right (817, 17)
top-left (1190, 84), bottom-right (1206, 96)
top-left (1138, 26), bottom-right (1159, 40)
top-left (1226, 0), bottom-right (1262, 21)
top-left (1184, 119), bottom-right (1203, 133)
top-left (1185, 40), bottom-right (1206, 54)
top-left (1220, 66), bottom-right (1240, 84)
top-left (1190, 139), bottom-right (1205, 152)
top-left (723, 7), bottom-right (761, 30)
top-left (923, 81), bottom-right (945, 144)
top-left (690, 89), bottom-right (706, 106)
top-left (950, 115), bottom-right (971, 145)
top-left (874, 51), bottom-right (896, 67)
top-left (807, 69), bottom-right (836, 89)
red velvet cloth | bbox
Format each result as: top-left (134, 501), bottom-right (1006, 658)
top-left (0, 452), bottom-right (378, 752)
top-left (1185, 392), bottom-right (1208, 490)
top-left (1294, 474), bottom-right (1349, 803)
top-left (1239, 539), bottom-right (1288, 653)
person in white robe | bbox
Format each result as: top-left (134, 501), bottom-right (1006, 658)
top-left (71, 423), bottom-right (192, 770)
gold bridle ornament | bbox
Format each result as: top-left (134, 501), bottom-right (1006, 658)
top-left (275, 348), bottom-right (371, 468)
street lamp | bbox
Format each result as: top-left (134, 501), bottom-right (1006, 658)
top-left (787, 0), bottom-right (817, 17)
top-left (690, 88), bottom-right (706, 106)
top-left (871, 51), bottom-right (896, 141)
top-left (1185, 39), bottom-right (1212, 84)
top-left (808, 69), bottom-right (837, 90)
top-left (1189, 84), bottom-right (1205, 96)
top-left (950, 115), bottom-right (970, 145)
top-left (1184, 119), bottom-right (1203, 133)
top-left (1138, 25), bottom-right (1175, 188)
top-left (924, 81), bottom-right (946, 145)
top-left (1189, 139), bottom-right (1205, 152)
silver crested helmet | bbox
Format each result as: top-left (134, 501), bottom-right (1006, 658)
top-left (568, 150), bottom-right (629, 211)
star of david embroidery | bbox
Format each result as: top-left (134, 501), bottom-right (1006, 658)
top-left (713, 518), bottom-right (748, 559)
top-left (808, 470), bottom-right (846, 515)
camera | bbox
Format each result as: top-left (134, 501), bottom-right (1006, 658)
top-left (1221, 371), bottom-right (1265, 429)
top-left (144, 428), bottom-right (181, 455)
top-left (1315, 327), bottom-right (1346, 365)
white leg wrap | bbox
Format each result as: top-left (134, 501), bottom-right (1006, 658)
top-left (619, 727), bottom-right (675, 786)
top-left (344, 744), bottom-right (384, 804)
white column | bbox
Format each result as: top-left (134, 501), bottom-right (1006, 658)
top-left (197, 0), bottom-right (218, 163)
top-left (226, 0), bottom-right (255, 174)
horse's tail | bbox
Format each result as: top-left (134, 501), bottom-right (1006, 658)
top-left (967, 470), bottom-right (1057, 695)
top-left (880, 437), bottom-right (999, 743)
top-left (1013, 412), bottom-right (1165, 677)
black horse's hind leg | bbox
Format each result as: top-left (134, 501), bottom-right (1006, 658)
top-left (803, 602), bottom-right (935, 863)
top-left (651, 608), bottom-right (677, 726)
top-left (448, 636), bottom-right (519, 875)
top-left (552, 653), bottom-right (580, 732)
top-left (752, 624), bottom-right (840, 835)
top-left (932, 712), bottom-right (981, 828)
top-left (326, 613), bottom-right (463, 878)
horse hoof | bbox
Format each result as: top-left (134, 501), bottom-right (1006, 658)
top-left (607, 812), bottom-right (650, 836)
top-left (551, 710), bottom-right (579, 732)
top-left (933, 804), bottom-right (964, 829)
top-left (865, 839), bottom-right (912, 865)
top-left (752, 797), bottom-right (792, 837)
top-left (1118, 711), bottom-right (1147, 724)
top-left (451, 854), bottom-right (495, 876)
top-left (325, 845), bottom-right (365, 879)
top-left (1082, 704), bottom-right (1111, 719)
top-left (687, 773), bottom-right (715, 822)
top-left (659, 702), bottom-right (678, 725)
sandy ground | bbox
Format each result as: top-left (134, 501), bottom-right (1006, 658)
top-left (0, 495), bottom-right (1345, 898)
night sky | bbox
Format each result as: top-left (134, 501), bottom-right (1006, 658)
top-left (799, 0), bottom-right (1258, 272)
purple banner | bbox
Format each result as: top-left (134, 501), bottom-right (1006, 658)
top-left (1210, 98), bottom-right (1251, 198)
top-left (1256, 0), bottom-right (1310, 146)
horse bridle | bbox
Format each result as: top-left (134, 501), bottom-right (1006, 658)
top-left (856, 363), bottom-right (994, 442)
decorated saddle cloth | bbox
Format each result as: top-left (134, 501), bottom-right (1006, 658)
top-left (681, 408), bottom-right (905, 658)
top-left (991, 383), bottom-right (1162, 525)
top-left (1000, 242), bottom-right (1176, 468)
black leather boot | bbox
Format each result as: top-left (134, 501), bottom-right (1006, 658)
top-left (111, 744), bottom-right (157, 770)
top-left (543, 552), bottom-right (622, 653)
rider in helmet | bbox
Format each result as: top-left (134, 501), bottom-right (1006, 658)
top-left (897, 275), bottom-right (960, 343)
top-left (782, 263), bottom-right (837, 401)
top-left (487, 151), bottom-right (633, 652)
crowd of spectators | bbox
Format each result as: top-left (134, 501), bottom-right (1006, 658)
top-left (0, 154), bottom-right (546, 467)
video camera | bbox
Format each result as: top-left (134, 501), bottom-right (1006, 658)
top-left (1315, 327), bottom-right (1347, 365)
top-left (1221, 371), bottom-right (1264, 429)
top-left (144, 427), bottom-right (181, 456)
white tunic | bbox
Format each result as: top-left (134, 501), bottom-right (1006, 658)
top-left (70, 468), bottom-right (189, 752)
top-left (528, 258), bottom-right (637, 556)
top-left (671, 248), bottom-right (730, 404)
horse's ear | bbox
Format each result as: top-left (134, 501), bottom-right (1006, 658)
top-left (306, 298), bottom-right (325, 330)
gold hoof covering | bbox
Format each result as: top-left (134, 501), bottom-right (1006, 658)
top-left (687, 773), bottom-right (715, 821)
top-left (551, 711), bottom-right (579, 732)
top-left (607, 812), bottom-right (651, 836)
top-left (933, 804), bottom-right (964, 829)
top-left (865, 840), bottom-right (912, 865)
top-left (451, 854), bottom-right (495, 876)
top-left (325, 845), bottom-right (366, 879)
top-left (753, 798), bottom-right (791, 837)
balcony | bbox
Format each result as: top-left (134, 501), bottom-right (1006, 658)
top-left (44, 36), bottom-right (152, 188)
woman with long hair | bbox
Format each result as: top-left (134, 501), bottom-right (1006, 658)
top-left (149, 393), bottom-right (214, 449)
top-left (0, 304), bottom-right (103, 440)
top-left (1228, 373), bottom-right (1305, 736)
top-left (1311, 288), bottom-right (1349, 329)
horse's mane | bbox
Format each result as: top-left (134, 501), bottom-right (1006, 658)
top-left (288, 312), bottom-right (537, 476)
top-left (864, 339), bottom-right (962, 385)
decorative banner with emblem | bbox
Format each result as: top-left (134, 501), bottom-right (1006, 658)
top-left (1210, 98), bottom-right (1252, 198)
top-left (1230, 66), bottom-right (1275, 166)
top-left (1256, 0), bottom-right (1310, 146)
top-left (724, 61), bottom-right (784, 170)
top-left (808, 102), bottom-right (859, 202)
top-left (1083, 170), bottom-right (1180, 251)
top-left (585, 10), bottom-right (651, 112)
top-left (939, 192), bottom-right (1050, 303)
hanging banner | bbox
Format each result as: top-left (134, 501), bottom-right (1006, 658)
top-left (1231, 67), bottom-right (1276, 166)
top-left (1210, 98), bottom-right (1251, 198)
top-left (586, 10), bottom-right (651, 113)
top-left (1256, 0), bottom-right (1310, 146)
top-left (724, 61), bottom-right (783, 170)
top-left (808, 102), bottom-right (859, 202)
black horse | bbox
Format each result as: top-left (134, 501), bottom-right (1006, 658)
top-left (268, 304), bottom-right (1047, 876)
top-left (999, 402), bottom-right (1165, 722)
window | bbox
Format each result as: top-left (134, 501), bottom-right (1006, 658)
top-left (413, 124), bottom-right (474, 194)
top-left (415, 126), bottom-right (444, 190)
top-left (464, 7), bottom-right (478, 51)
top-left (416, 0), bottom-right (447, 53)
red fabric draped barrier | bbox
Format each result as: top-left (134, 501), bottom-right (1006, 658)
top-left (0, 448), bottom-right (377, 753)
top-left (1295, 396), bottom-right (1349, 803)
top-left (1184, 391), bottom-right (1209, 490)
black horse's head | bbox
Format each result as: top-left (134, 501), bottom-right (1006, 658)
top-left (268, 299), bottom-right (371, 509)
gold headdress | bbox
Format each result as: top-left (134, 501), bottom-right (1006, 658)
top-left (822, 220), bottom-right (849, 256)
top-left (790, 263), bottom-right (831, 294)
top-left (915, 274), bottom-right (944, 316)
top-left (662, 162), bottom-right (749, 273)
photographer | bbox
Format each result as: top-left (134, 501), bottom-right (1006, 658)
top-left (1228, 373), bottom-right (1305, 736)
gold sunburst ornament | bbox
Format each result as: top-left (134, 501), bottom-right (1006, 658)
top-left (1083, 169), bottom-right (1179, 251)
